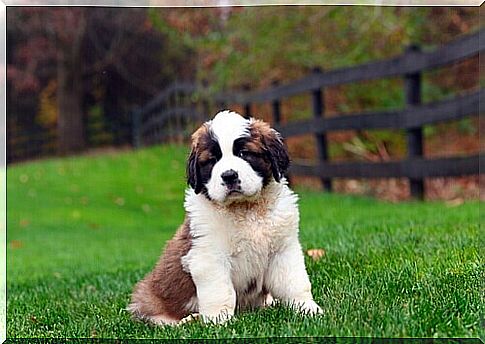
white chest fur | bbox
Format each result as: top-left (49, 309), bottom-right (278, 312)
top-left (183, 181), bottom-right (299, 306)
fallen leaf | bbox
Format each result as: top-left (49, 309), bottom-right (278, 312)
top-left (307, 248), bottom-right (325, 261)
top-left (114, 197), bottom-right (125, 206)
top-left (10, 240), bottom-right (23, 249)
top-left (88, 223), bottom-right (100, 229)
top-left (19, 219), bottom-right (30, 228)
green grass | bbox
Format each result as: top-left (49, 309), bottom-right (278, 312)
top-left (7, 145), bottom-right (483, 339)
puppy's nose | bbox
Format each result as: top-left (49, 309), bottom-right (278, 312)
top-left (221, 169), bottom-right (239, 185)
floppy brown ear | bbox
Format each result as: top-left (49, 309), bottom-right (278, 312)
top-left (264, 129), bottom-right (290, 182)
top-left (187, 147), bottom-right (202, 194)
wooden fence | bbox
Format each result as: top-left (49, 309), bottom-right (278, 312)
top-left (7, 113), bottom-right (132, 163)
top-left (132, 30), bottom-right (484, 200)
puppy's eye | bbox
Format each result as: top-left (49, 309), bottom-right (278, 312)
top-left (238, 150), bottom-right (251, 159)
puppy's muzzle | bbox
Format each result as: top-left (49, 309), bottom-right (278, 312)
top-left (221, 169), bottom-right (241, 191)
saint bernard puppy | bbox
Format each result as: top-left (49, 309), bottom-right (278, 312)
top-left (128, 110), bottom-right (322, 325)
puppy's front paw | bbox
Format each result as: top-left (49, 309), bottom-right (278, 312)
top-left (200, 309), bottom-right (233, 325)
top-left (295, 299), bottom-right (323, 315)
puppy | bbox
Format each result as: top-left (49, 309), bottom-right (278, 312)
top-left (128, 111), bottom-right (322, 325)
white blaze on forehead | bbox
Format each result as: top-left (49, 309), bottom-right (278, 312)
top-left (209, 111), bottom-right (250, 156)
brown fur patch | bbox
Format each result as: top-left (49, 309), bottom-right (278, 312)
top-left (191, 123), bottom-right (210, 148)
top-left (198, 149), bottom-right (213, 163)
top-left (129, 219), bottom-right (196, 321)
top-left (246, 120), bottom-right (273, 155)
top-left (187, 122), bottom-right (223, 195)
top-left (249, 119), bottom-right (290, 182)
top-left (249, 119), bottom-right (274, 140)
top-left (210, 118), bottom-right (288, 188)
top-left (244, 140), bottom-right (264, 154)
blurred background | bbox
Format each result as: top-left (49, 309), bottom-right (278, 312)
top-left (6, 7), bottom-right (481, 201)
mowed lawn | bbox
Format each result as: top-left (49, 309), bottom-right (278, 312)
top-left (7, 145), bottom-right (483, 339)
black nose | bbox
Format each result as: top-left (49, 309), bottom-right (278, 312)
top-left (221, 169), bottom-right (239, 184)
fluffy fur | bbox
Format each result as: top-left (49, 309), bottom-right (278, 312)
top-left (129, 111), bottom-right (322, 325)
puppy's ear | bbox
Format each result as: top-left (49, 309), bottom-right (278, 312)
top-left (264, 129), bottom-right (290, 182)
top-left (187, 147), bottom-right (202, 194)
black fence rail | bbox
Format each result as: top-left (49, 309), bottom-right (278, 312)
top-left (7, 114), bottom-right (131, 164)
top-left (132, 81), bottom-right (207, 147)
top-left (133, 30), bottom-right (484, 200)
top-left (7, 126), bottom-right (58, 163)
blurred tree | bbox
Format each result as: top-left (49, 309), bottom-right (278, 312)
top-left (150, 7), bottom-right (478, 95)
top-left (8, 8), bottom-right (88, 154)
top-left (7, 8), bottom-right (194, 155)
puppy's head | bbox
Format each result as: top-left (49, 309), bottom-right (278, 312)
top-left (187, 111), bottom-right (289, 204)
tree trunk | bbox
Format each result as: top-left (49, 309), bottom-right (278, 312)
top-left (56, 18), bottom-right (86, 155)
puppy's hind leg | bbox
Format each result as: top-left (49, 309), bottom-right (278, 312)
top-left (146, 314), bottom-right (179, 326)
top-left (128, 277), bottom-right (180, 326)
top-left (127, 301), bottom-right (179, 326)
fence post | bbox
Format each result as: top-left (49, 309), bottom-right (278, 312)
top-left (217, 96), bottom-right (227, 111)
top-left (270, 80), bottom-right (292, 185)
top-left (132, 107), bottom-right (141, 148)
top-left (243, 84), bottom-right (251, 118)
top-left (312, 67), bottom-right (332, 192)
top-left (271, 80), bottom-right (281, 124)
top-left (168, 90), bottom-right (176, 143)
top-left (404, 44), bottom-right (424, 200)
top-left (216, 84), bottom-right (227, 111)
top-left (200, 79), bottom-right (210, 124)
top-left (176, 87), bottom-right (183, 144)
